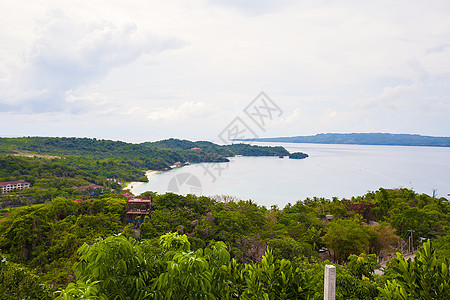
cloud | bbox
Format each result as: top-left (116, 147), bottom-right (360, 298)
top-left (1, 1), bottom-right (450, 139)
top-left (147, 101), bottom-right (216, 122)
top-left (209, 0), bottom-right (296, 16)
top-left (0, 9), bottom-right (183, 113)
top-left (279, 108), bottom-right (300, 125)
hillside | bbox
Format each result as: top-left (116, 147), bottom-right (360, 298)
top-left (0, 188), bottom-right (448, 299)
top-left (0, 137), bottom-right (293, 204)
top-left (236, 133), bottom-right (450, 147)
top-left (144, 138), bottom-right (290, 157)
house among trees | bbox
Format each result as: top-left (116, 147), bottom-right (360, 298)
top-left (124, 197), bottom-right (151, 226)
top-left (74, 184), bottom-right (102, 191)
top-left (0, 180), bottom-right (30, 194)
top-left (172, 161), bottom-right (185, 167)
top-left (121, 193), bottom-right (135, 200)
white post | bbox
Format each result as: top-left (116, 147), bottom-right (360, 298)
top-left (324, 265), bottom-right (336, 300)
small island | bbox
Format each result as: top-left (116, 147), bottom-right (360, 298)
top-left (289, 152), bottom-right (309, 159)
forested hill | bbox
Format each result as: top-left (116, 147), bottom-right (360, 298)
top-left (0, 137), bottom-right (226, 165)
top-left (237, 133), bottom-right (450, 147)
top-left (0, 137), bottom-right (292, 204)
top-left (143, 138), bottom-right (290, 157)
top-left (0, 137), bottom-right (290, 163)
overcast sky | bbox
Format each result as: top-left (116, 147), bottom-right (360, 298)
top-left (1, 0), bottom-right (449, 143)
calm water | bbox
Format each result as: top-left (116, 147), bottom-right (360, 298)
top-left (132, 142), bottom-right (450, 208)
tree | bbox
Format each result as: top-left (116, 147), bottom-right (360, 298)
top-left (267, 237), bottom-right (313, 260)
top-left (0, 254), bottom-right (54, 300)
top-left (70, 235), bottom-right (160, 299)
top-left (324, 219), bottom-right (370, 262)
top-left (346, 253), bottom-right (380, 280)
top-left (365, 223), bottom-right (401, 258)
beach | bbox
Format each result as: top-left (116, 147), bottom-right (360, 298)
top-left (125, 163), bottom-right (188, 195)
top-left (125, 170), bottom-right (159, 195)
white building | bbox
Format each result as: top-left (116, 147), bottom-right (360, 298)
top-left (0, 180), bottom-right (31, 194)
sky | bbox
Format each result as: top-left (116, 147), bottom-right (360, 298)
top-left (1, 0), bottom-right (450, 143)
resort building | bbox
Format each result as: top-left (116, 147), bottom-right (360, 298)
top-left (0, 180), bottom-right (31, 194)
top-left (74, 184), bottom-right (102, 191)
top-left (124, 197), bottom-right (151, 226)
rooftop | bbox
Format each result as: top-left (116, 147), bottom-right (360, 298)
top-left (128, 198), bottom-right (151, 203)
top-left (74, 184), bottom-right (102, 191)
top-left (0, 180), bottom-right (30, 187)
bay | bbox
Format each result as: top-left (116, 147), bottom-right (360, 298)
top-left (131, 142), bottom-right (450, 208)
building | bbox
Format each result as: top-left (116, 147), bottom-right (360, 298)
top-left (124, 198), bottom-right (151, 226)
top-left (0, 180), bottom-right (31, 194)
top-left (325, 215), bottom-right (334, 221)
top-left (74, 184), bottom-right (102, 191)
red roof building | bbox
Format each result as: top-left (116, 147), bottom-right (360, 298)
top-left (124, 198), bottom-right (151, 226)
top-left (74, 184), bottom-right (102, 191)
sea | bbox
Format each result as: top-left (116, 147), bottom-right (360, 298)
top-left (131, 142), bottom-right (450, 208)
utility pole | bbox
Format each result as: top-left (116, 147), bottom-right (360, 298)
top-left (407, 229), bottom-right (415, 254)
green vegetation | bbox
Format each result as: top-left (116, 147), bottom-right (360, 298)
top-left (0, 137), bottom-right (290, 163)
top-left (0, 137), bottom-right (447, 299)
top-left (289, 152), bottom-right (309, 159)
top-left (379, 240), bottom-right (449, 299)
top-left (144, 138), bottom-right (290, 157)
top-left (0, 255), bottom-right (54, 300)
top-left (0, 155), bottom-right (128, 205)
top-left (0, 187), bottom-right (447, 299)
top-left (0, 196), bottom-right (126, 286)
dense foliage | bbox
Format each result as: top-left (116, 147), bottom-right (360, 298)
top-left (0, 137), bottom-right (448, 298)
top-left (0, 155), bottom-right (129, 205)
top-left (379, 240), bottom-right (449, 299)
top-left (0, 137), bottom-right (290, 165)
top-left (0, 196), bottom-right (126, 285)
top-left (144, 138), bottom-right (290, 157)
top-left (0, 187), bottom-right (447, 299)
top-left (288, 152), bottom-right (309, 159)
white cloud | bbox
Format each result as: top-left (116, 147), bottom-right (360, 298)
top-left (0, 9), bottom-right (183, 113)
top-left (147, 101), bottom-right (215, 122)
top-left (1, 1), bottom-right (450, 139)
top-left (209, 0), bottom-right (297, 16)
top-left (278, 108), bottom-right (300, 125)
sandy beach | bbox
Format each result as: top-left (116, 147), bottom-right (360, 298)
top-left (125, 170), bottom-right (159, 195)
top-left (125, 163), bottom-right (187, 195)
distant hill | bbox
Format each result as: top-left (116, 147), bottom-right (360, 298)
top-left (143, 138), bottom-right (289, 157)
top-left (236, 133), bottom-right (450, 147)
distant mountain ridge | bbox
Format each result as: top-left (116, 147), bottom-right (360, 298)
top-left (236, 133), bottom-right (450, 147)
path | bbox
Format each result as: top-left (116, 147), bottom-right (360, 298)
top-left (374, 253), bottom-right (416, 275)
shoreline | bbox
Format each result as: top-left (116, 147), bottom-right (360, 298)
top-left (125, 163), bottom-right (189, 195)
top-left (125, 170), bottom-right (159, 195)
top-left (124, 157), bottom-right (241, 195)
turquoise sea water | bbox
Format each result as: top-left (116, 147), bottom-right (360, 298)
top-left (132, 142), bottom-right (450, 208)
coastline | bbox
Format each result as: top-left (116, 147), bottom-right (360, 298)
top-left (125, 170), bottom-right (159, 195)
top-left (125, 163), bottom-right (188, 195)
